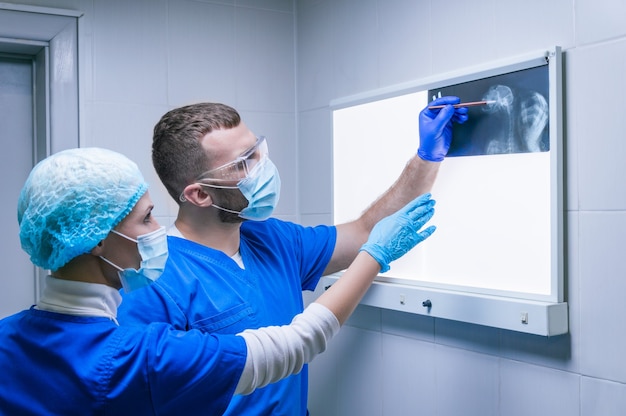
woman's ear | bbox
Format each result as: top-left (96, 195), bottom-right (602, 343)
top-left (181, 183), bottom-right (214, 207)
top-left (90, 240), bottom-right (105, 256)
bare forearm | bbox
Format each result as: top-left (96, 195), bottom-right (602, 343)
top-left (326, 156), bottom-right (440, 273)
top-left (360, 156), bottom-right (439, 230)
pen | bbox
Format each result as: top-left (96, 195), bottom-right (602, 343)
top-left (428, 100), bottom-right (495, 109)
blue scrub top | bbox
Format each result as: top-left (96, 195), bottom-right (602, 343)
top-left (0, 307), bottom-right (246, 415)
top-left (119, 218), bottom-right (336, 416)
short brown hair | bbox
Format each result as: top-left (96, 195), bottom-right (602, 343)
top-left (152, 103), bottom-right (241, 203)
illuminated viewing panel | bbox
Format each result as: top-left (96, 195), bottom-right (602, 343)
top-left (332, 47), bottom-right (564, 305)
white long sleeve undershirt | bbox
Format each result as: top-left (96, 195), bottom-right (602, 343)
top-left (235, 302), bottom-right (340, 395)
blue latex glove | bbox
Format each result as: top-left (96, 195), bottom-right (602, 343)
top-left (360, 193), bottom-right (436, 273)
top-left (418, 96), bottom-right (469, 162)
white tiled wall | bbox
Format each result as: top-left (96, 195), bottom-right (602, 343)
top-left (4, 0), bottom-right (626, 414)
top-left (297, 0), bottom-right (626, 415)
top-left (76, 0), bottom-right (296, 224)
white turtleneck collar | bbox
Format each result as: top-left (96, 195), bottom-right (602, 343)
top-left (35, 276), bottom-right (122, 325)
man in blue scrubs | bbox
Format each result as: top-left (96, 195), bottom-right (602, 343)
top-left (119, 97), bottom-right (467, 415)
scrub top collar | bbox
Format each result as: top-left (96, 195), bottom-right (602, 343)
top-left (168, 224), bottom-right (245, 269)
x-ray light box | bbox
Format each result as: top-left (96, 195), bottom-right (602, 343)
top-left (325, 47), bottom-right (567, 336)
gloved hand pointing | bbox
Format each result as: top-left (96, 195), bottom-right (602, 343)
top-left (418, 96), bottom-right (469, 162)
top-left (360, 193), bottom-right (436, 273)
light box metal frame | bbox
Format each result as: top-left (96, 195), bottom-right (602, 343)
top-left (327, 47), bottom-right (566, 336)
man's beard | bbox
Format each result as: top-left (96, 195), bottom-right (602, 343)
top-left (215, 189), bottom-right (248, 224)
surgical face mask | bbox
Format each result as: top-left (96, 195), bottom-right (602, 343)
top-left (192, 136), bottom-right (281, 221)
top-left (208, 158), bottom-right (281, 221)
top-left (238, 158), bottom-right (281, 220)
top-left (100, 226), bottom-right (168, 292)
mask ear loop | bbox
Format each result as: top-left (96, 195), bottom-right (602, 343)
top-left (110, 229), bottom-right (138, 243)
top-left (99, 229), bottom-right (139, 272)
top-left (210, 203), bottom-right (242, 216)
top-left (99, 255), bottom-right (125, 272)
top-left (197, 183), bottom-right (239, 190)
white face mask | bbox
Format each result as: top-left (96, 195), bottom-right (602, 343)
top-left (100, 226), bottom-right (168, 293)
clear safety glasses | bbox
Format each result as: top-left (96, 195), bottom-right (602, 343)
top-left (196, 136), bottom-right (268, 185)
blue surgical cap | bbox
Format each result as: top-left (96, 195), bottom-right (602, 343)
top-left (17, 147), bottom-right (148, 271)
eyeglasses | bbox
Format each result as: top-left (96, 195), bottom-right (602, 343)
top-left (196, 136), bottom-right (268, 184)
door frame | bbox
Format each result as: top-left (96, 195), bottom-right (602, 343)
top-left (0, 3), bottom-right (82, 300)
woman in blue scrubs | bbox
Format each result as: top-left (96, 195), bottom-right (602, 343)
top-left (0, 147), bottom-right (436, 415)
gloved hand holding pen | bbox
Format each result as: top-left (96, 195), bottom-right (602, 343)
top-left (418, 96), bottom-right (469, 162)
top-left (360, 193), bottom-right (436, 273)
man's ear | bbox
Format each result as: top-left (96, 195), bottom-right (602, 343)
top-left (181, 183), bottom-right (214, 207)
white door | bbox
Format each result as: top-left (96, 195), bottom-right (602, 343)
top-left (0, 55), bottom-right (37, 318)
